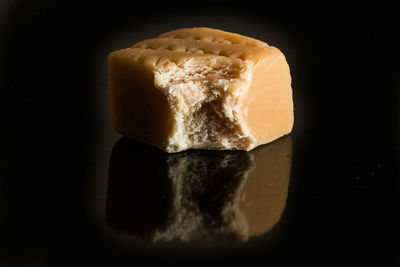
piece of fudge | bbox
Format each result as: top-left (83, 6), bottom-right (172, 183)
top-left (108, 27), bottom-right (293, 152)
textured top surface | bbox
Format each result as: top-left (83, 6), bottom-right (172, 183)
top-left (113, 27), bottom-right (271, 65)
top-left (159, 27), bottom-right (269, 48)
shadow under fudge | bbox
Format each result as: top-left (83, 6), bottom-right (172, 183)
top-left (105, 136), bottom-right (292, 242)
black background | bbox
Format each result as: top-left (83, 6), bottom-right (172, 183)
top-left (0, 1), bottom-right (399, 266)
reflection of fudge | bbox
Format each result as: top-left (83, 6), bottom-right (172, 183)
top-left (239, 136), bottom-right (291, 237)
top-left (154, 151), bottom-right (255, 241)
top-left (106, 136), bottom-right (291, 242)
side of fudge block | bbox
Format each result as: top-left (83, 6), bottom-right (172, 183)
top-left (239, 46), bottom-right (293, 150)
top-left (108, 48), bottom-right (175, 149)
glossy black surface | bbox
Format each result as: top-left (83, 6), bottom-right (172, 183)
top-left (106, 136), bottom-right (291, 242)
top-left (1, 1), bottom-right (399, 266)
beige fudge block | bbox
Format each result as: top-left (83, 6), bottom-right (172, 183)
top-left (108, 27), bottom-right (293, 152)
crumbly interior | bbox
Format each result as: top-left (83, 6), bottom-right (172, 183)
top-left (152, 151), bottom-right (255, 242)
top-left (154, 57), bottom-right (253, 152)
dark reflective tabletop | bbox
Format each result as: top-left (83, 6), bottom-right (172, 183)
top-left (1, 1), bottom-right (399, 266)
top-left (106, 136), bottom-right (291, 242)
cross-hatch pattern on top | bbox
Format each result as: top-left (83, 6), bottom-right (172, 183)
top-left (131, 28), bottom-right (270, 63)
